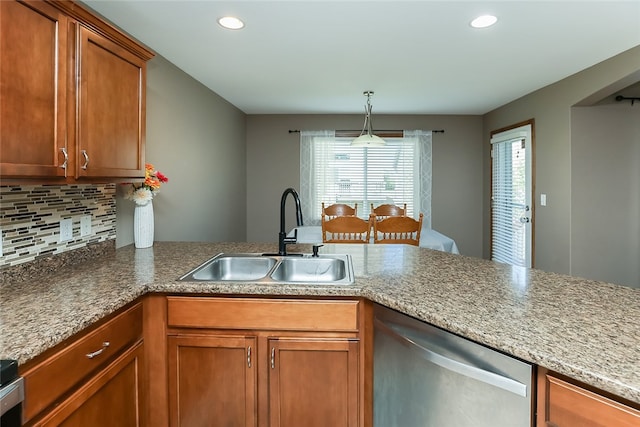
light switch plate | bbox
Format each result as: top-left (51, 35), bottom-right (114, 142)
top-left (540, 194), bottom-right (547, 206)
top-left (59, 218), bottom-right (73, 242)
top-left (80, 215), bottom-right (92, 237)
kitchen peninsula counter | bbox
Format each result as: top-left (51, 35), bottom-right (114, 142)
top-left (1, 241), bottom-right (638, 405)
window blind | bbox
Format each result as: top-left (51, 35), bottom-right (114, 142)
top-left (300, 130), bottom-right (432, 227)
top-left (491, 134), bottom-right (527, 266)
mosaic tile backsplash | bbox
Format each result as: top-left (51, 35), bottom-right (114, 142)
top-left (0, 184), bottom-right (116, 268)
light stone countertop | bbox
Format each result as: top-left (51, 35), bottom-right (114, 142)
top-left (0, 241), bottom-right (638, 404)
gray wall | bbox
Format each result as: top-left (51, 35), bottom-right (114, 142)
top-left (483, 45), bottom-right (640, 287)
top-left (116, 55), bottom-right (247, 247)
top-left (114, 46), bottom-right (640, 289)
top-left (246, 115), bottom-right (484, 258)
top-left (571, 103), bottom-right (640, 288)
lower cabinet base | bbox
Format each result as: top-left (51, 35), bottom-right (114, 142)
top-left (163, 296), bottom-right (371, 427)
top-left (167, 333), bottom-right (360, 427)
top-left (537, 369), bottom-right (640, 427)
top-left (31, 342), bottom-right (145, 427)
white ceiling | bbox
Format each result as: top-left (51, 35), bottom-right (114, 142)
top-left (81, 1), bottom-right (640, 115)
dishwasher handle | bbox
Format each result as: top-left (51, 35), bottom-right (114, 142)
top-left (0, 377), bottom-right (24, 418)
top-left (375, 318), bottom-right (528, 397)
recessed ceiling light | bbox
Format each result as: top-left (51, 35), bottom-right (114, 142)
top-left (470, 15), bottom-right (497, 29)
top-left (218, 16), bottom-right (244, 30)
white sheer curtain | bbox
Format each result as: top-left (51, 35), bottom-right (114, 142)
top-left (300, 130), bottom-right (335, 226)
top-left (300, 130), bottom-right (432, 227)
top-left (406, 130), bottom-right (432, 228)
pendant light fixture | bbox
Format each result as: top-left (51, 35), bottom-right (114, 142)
top-left (352, 91), bottom-right (385, 146)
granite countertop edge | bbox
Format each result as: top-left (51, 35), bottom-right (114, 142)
top-left (1, 241), bottom-right (638, 405)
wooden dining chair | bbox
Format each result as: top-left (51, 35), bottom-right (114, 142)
top-left (321, 214), bottom-right (371, 243)
top-left (371, 213), bottom-right (423, 246)
top-left (370, 203), bottom-right (407, 220)
top-left (322, 202), bottom-right (357, 219)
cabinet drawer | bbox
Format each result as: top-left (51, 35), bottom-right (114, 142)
top-left (22, 303), bottom-right (143, 421)
top-left (33, 342), bottom-right (145, 427)
top-left (543, 373), bottom-right (640, 427)
top-left (167, 297), bottom-right (359, 332)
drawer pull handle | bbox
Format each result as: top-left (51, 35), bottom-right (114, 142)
top-left (86, 341), bottom-right (110, 359)
top-left (60, 148), bottom-right (68, 171)
top-left (81, 150), bottom-right (90, 170)
top-left (270, 347), bottom-right (275, 369)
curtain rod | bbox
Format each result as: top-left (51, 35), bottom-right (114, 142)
top-left (288, 129), bottom-right (445, 134)
top-left (615, 95), bottom-right (640, 105)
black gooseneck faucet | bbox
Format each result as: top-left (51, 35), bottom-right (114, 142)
top-left (278, 188), bottom-right (304, 256)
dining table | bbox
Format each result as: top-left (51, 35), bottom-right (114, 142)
top-left (288, 225), bottom-right (459, 254)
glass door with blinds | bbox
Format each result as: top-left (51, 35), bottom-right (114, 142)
top-left (490, 123), bottom-right (533, 268)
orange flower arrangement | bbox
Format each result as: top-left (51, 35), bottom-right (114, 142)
top-left (124, 163), bottom-right (169, 205)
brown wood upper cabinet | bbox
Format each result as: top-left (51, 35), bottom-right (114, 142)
top-left (0, 0), bottom-right (68, 179)
top-left (0, 0), bottom-right (154, 182)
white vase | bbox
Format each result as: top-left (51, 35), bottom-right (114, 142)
top-left (134, 200), bottom-right (154, 248)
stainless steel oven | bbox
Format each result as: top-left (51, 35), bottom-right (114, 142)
top-left (1, 360), bottom-right (23, 427)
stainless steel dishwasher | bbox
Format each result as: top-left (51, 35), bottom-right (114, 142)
top-left (374, 304), bottom-right (533, 427)
top-left (0, 359), bottom-right (23, 427)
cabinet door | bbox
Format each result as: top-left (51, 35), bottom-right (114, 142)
top-left (168, 334), bottom-right (257, 427)
top-left (269, 338), bottom-right (359, 427)
top-left (76, 25), bottom-right (145, 179)
top-left (34, 342), bottom-right (145, 427)
top-left (538, 371), bottom-right (640, 427)
top-left (0, 0), bottom-right (68, 178)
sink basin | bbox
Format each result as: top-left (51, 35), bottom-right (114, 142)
top-left (181, 254), bottom-right (277, 281)
top-left (179, 253), bottom-right (354, 285)
top-left (270, 257), bottom-right (347, 282)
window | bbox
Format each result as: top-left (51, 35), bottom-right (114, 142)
top-left (300, 130), bottom-right (432, 226)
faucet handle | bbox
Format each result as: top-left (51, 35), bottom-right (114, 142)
top-left (284, 228), bottom-right (298, 243)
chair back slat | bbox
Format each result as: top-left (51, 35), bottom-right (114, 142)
top-left (372, 213), bottom-right (423, 246)
top-left (322, 215), bottom-right (371, 243)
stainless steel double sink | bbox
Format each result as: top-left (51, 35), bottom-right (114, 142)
top-left (179, 253), bottom-right (354, 285)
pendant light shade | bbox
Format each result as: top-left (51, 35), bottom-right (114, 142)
top-left (352, 91), bottom-right (385, 146)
